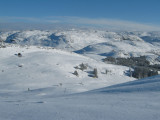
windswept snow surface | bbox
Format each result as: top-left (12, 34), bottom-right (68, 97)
top-left (0, 45), bottom-right (160, 120)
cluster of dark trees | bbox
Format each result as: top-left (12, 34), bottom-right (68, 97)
top-left (132, 67), bottom-right (158, 79)
top-left (103, 56), bottom-right (159, 79)
top-left (73, 63), bottom-right (98, 78)
top-left (74, 63), bottom-right (88, 71)
top-left (93, 68), bottom-right (98, 78)
top-left (103, 56), bottom-right (150, 67)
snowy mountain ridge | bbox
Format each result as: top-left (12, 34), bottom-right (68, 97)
top-left (1, 29), bottom-right (160, 63)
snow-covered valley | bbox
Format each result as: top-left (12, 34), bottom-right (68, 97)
top-left (0, 29), bottom-right (160, 120)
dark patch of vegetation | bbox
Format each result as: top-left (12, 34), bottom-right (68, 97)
top-left (93, 68), bottom-right (98, 78)
top-left (132, 67), bottom-right (158, 79)
top-left (105, 70), bottom-right (109, 74)
top-left (149, 64), bottom-right (160, 70)
top-left (87, 68), bottom-right (98, 78)
top-left (103, 56), bottom-right (150, 67)
top-left (104, 56), bottom-right (116, 63)
top-left (75, 63), bottom-right (88, 71)
top-left (18, 53), bottom-right (22, 57)
top-left (73, 70), bottom-right (79, 77)
top-left (103, 56), bottom-right (159, 79)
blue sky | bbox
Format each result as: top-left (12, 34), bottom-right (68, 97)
top-left (0, 0), bottom-right (160, 30)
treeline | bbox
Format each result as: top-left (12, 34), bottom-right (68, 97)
top-left (103, 56), bottom-right (159, 79)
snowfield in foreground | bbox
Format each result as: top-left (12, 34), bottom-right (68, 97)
top-left (0, 45), bottom-right (160, 120)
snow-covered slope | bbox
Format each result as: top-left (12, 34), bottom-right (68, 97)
top-left (0, 62), bottom-right (160, 120)
top-left (88, 75), bottom-right (160, 93)
top-left (0, 45), bottom-right (134, 94)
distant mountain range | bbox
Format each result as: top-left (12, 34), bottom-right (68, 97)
top-left (1, 29), bottom-right (160, 63)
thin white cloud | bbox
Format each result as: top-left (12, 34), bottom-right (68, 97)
top-left (48, 16), bottom-right (160, 31)
top-left (0, 16), bottom-right (160, 31)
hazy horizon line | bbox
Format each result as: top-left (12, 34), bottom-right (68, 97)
top-left (0, 16), bottom-right (160, 31)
